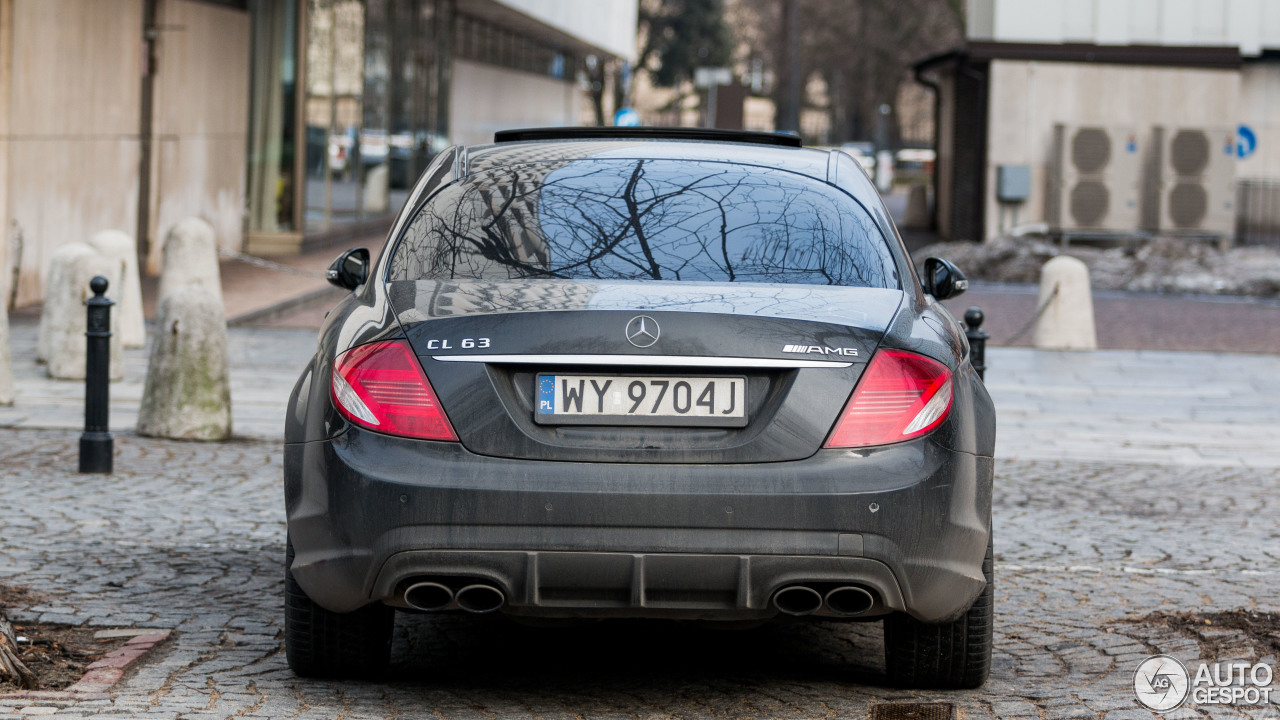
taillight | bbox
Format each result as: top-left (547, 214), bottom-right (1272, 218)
top-left (824, 349), bottom-right (953, 448)
top-left (330, 340), bottom-right (458, 441)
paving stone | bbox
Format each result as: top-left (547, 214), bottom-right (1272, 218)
top-left (0, 336), bottom-right (1277, 718)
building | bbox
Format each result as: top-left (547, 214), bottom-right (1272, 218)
top-left (0, 0), bottom-right (636, 308)
top-left (916, 0), bottom-right (1280, 245)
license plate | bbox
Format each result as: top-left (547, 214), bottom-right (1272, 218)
top-left (535, 374), bottom-right (747, 427)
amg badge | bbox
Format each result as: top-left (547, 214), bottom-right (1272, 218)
top-left (782, 344), bottom-right (859, 357)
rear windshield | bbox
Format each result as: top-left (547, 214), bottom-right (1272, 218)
top-left (387, 158), bottom-right (899, 288)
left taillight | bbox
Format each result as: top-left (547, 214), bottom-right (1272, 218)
top-left (330, 339), bottom-right (458, 441)
top-left (824, 349), bottom-right (953, 449)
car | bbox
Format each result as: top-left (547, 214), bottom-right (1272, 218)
top-left (840, 140), bottom-right (877, 173)
top-left (284, 126), bottom-right (996, 688)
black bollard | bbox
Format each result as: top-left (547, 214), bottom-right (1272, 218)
top-left (964, 306), bottom-right (988, 382)
top-left (80, 275), bottom-right (113, 473)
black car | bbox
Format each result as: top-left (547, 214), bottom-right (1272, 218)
top-left (284, 127), bottom-right (996, 688)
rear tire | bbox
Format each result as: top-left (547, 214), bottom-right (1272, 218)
top-left (883, 535), bottom-right (993, 689)
top-left (284, 537), bottom-right (394, 678)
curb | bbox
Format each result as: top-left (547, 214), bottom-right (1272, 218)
top-left (227, 286), bottom-right (341, 328)
top-left (0, 629), bottom-right (171, 700)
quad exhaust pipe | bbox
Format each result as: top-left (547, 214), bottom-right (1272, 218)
top-left (403, 580), bottom-right (506, 613)
top-left (455, 584), bottom-right (505, 613)
top-left (772, 585), bottom-right (823, 616)
top-left (771, 584), bottom-right (876, 617)
top-left (824, 586), bottom-right (874, 616)
top-left (404, 581), bottom-right (454, 612)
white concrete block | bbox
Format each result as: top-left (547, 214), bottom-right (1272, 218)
top-left (0, 301), bottom-right (12, 405)
top-left (88, 230), bottom-right (146, 348)
top-left (1033, 255), bottom-right (1098, 351)
top-left (158, 217), bottom-right (222, 306)
top-left (363, 164), bottom-right (389, 213)
top-left (902, 183), bottom-right (930, 229)
top-left (39, 242), bottom-right (124, 380)
top-left (136, 285), bottom-right (232, 440)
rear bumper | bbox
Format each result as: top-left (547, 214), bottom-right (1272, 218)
top-left (284, 428), bottom-right (993, 623)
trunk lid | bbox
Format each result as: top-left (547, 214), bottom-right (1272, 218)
top-left (388, 279), bottom-right (904, 463)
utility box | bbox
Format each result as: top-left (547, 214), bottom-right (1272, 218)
top-left (997, 165), bottom-right (1031, 202)
top-left (1144, 126), bottom-right (1236, 241)
top-left (1046, 124), bottom-right (1141, 232)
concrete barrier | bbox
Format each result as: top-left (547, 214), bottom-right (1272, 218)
top-left (88, 230), bottom-right (146, 348)
top-left (157, 217), bottom-right (222, 305)
top-left (0, 299), bottom-right (12, 405)
top-left (136, 285), bottom-right (231, 440)
top-left (901, 183), bottom-right (929, 229)
top-left (39, 243), bottom-right (124, 380)
top-left (1033, 256), bottom-right (1098, 351)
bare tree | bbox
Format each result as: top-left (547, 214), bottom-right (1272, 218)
top-left (728, 0), bottom-right (963, 145)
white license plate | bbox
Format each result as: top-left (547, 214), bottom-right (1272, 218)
top-left (535, 374), bottom-right (747, 427)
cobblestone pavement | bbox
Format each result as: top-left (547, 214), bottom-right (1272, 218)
top-left (1, 325), bottom-right (1278, 717)
top-left (1, 428), bottom-right (1277, 718)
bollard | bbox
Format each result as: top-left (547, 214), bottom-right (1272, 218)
top-left (1032, 256), bottom-right (1097, 351)
top-left (964, 306), bottom-right (988, 381)
top-left (80, 276), bottom-right (113, 473)
top-left (0, 296), bottom-right (12, 406)
top-left (136, 285), bottom-right (232, 441)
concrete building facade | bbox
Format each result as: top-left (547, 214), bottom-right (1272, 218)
top-left (918, 0), bottom-right (1280, 245)
top-left (0, 0), bottom-right (636, 308)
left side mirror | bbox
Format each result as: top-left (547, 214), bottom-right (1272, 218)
top-left (920, 257), bottom-right (968, 300)
top-left (327, 247), bottom-right (370, 291)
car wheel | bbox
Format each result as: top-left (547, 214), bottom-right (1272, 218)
top-left (284, 537), bottom-right (394, 678)
top-left (883, 534), bottom-right (993, 689)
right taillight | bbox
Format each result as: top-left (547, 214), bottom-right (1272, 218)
top-left (330, 340), bottom-right (458, 441)
top-left (824, 349), bottom-right (953, 448)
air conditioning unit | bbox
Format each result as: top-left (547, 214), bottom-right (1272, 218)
top-left (1144, 126), bottom-right (1236, 238)
top-left (1046, 124), bottom-right (1142, 232)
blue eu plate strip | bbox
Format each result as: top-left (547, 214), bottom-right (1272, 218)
top-left (537, 376), bottom-right (556, 414)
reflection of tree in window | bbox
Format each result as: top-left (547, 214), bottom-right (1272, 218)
top-left (389, 159), bottom-right (898, 289)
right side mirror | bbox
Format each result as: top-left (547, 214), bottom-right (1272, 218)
top-left (920, 257), bottom-right (968, 300)
top-left (327, 247), bottom-right (370, 291)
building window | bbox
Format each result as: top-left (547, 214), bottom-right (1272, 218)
top-left (454, 13), bottom-right (576, 81)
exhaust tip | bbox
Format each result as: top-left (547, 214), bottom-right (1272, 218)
top-left (824, 586), bottom-right (875, 616)
top-left (771, 585), bottom-right (823, 616)
top-left (404, 581), bottom-right (454, 612)
top-left (455, 584), bottom-right (505, 614)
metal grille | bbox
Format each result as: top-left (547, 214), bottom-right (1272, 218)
top-left (871, 704), bottom-right (955, 720)
top-left (1236, 179), bottom-right (1280, 248)
top-left (1071, 127), bottom-right (1111, 173)
top-left (1170, 130), bottom-right (1210, 176)
top-left (1069, 180), bottom-right (1110, 227)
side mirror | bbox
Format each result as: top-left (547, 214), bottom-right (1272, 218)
top-left (327, 247), bottom-right (370, 291)
top-left (920, 257), bottom-right (968, 300)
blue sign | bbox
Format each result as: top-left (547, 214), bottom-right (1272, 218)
top-left (1238, 124), bottom-right (1257, 159)
top-left (613, 107), bottom-right (641, 127)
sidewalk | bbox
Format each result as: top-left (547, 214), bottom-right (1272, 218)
top-left (1, 235), bottom-right (382, 438)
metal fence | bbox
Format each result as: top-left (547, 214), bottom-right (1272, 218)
top-left (1236, 179), bottom-right (1280, 248)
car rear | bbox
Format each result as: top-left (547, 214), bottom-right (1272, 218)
top-left (283, 129), bottom-right (995, 688)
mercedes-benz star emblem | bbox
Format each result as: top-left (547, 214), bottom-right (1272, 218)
top-left (625, 316), bottom-right (660, 348)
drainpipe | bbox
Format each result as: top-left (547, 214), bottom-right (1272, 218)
top-left (914, 61), bottom-right (941, 233)
top-left (136, 0), bottom-right (158, 269)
